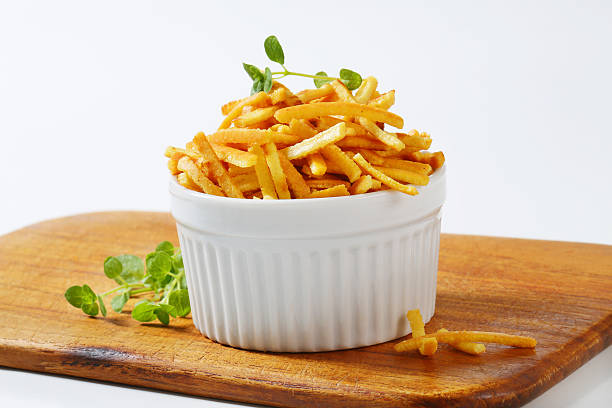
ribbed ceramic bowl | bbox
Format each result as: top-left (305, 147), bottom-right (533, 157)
top-left (169, 165), bottom-right (446, 352)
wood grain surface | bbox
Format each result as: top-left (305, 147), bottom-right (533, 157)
top-left (0, 212), bottom-right (610, 407)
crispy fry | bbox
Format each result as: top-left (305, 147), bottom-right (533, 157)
top-left (296, 83), bottom-right (334, 103)
top-left (307, 153), bottom-right (327, 176)
top-left (320, 144), bottom-right (361, 182)
top-left (193, 132), bottom-right (244, 198)
top-left (263, 142), bottom-right (291, 199)
top-left (406, 310), bottom-right (426, 338)
top-left (418, 337), bottom-right (439, 356)
top-left (167, 152), bottom-right (182, 175)
top-left (309, 184), bottom-right (350, 198)
top-left (165, 146), bottom-right (186, 158)
top-left (398, 131), bottom-right (432, 150)
top-left (329, 79), bottom-right (357, 103)
top-left (358, 117), bottom-right (404, 151)
top-left (177, 155), bottom-right (225, 197)
top-left (407, 151), bottom-right (446, 170)
top-left (352, 153), bottom-right (418, 195)
top-left (227, 163), bottom-right (256, 176)
top-left (354, 76), bottom-right (378, 104)
top-left (278, 151), bottom-right (310, 199)
top-left (233, 106), bottom-right (279, 128)
top-left (437, 329), bottom-right (486, 355)
top-left (269, 87), bottom-right (289, 105)
top-left (219, 91), bottom-right (270, 129)
top-left (289, 118), bottom-right (318, 140)
top-left (306, 178), bottom-right (351, 189)
top-left (368, 90), bottom-right (395, 110)
top-left (284, 122), bottom-right (346, 160)
top-left (232, 172), bottom-right (260, 192)
top-left (249, 144), bottom-right (278, 200)
top-left (349, 175), bottom-right (374, 195)
top-left (207, 128), bottom-right (300, 145)
top-left (177, 171), bottom-right (202, 192)
top-left (395, 330), bottom-right (536, 352)
top-left (336, 136), bottom-right (390, 150)
top-left (373, 166), bottom-right (429, 185)
top-left (274, 102), bottom-right (404, 128)
top-left (312, 116), bottom-right (368, 137)
top-left (359, 151), bottom-right (432, 175)
top-left (210, 143), bottom-right (257, 168)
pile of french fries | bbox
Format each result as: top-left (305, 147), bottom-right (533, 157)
top-left (166, 78), bottom-right (445, 199)
top-left (396, 310), bottom-right (537, 356)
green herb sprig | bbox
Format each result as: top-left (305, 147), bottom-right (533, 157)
top-left (64, 241), bottom-right (190, 325)
top-left (243, 35), bottom-right (363, 94)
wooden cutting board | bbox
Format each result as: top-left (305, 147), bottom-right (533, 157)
top-left (0, 212), bottom-right (610, 407)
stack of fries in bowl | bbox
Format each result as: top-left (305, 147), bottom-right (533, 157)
top-left (167, 78), bottom-right (446, 351)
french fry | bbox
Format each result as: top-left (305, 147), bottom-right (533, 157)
top-left (263, 142), bottom-right (291, 199)
top-left (329, 80), bottom-right (357, 103)
top-left (306, 178), bottom-right (351, 189)
top-left (232, 172), bottom-right (260, 192)
top-left (352, 153), bottom-right (418, 195)
top-left (395, 330), bottom-right (537, 352)
top-left (219, 91), bottom-right (270, 129)
top-left (249, 144), bottom-right (277, 200)
top-left (398, 131), bottom-right (432, 150)
top-left (177, 172), bottom-right (202, 192)
top-left (320, 144), bottom-right (362, 182)
top-left (227, 163), bottom-right (256, 176)
top-left (336, 136), bottom-right (390, 150)
top-left (167, 152), bottom-right (183, 175)
top-left (349, 175), bottom-right (374, 195)
top-left (373, 166), bottom-right (429, 185)
top-left (221, 97), bottom-right (245, 115)
top-left (354, 76), bottom-right (378, 104)
top-left (358, 117), bottom-right (405, 151)
top-left (269, 87), bottom-right (289, 105)
top-left (307, 153), bottom-right (327, 176)
top-left (207, 128), bottom-right (301, 145)
top-left (210, 143), bottom-right (258, 168)
top-left (368, 90), bottom-right (395, 110)
top-left (278, 151), bottom-right (310, 199)
top-left (359, 151), bottom-right (432, 175)
top-left (437, 329), bottom-right (486, 355)
top-left (284, 122), bottom-right (346, 160)
top-left (309, 184), bottom-right (350, 198)
top-left (165, 146), bottom-right (186, 158)
top-left (406, 310), bottom-right (426, 338)
top-left (274, 102), bottom-right (404, 129)
top-left (312, 116), bottom-right (368, 137)
top-left (418, 337), bottom-right (439, 356)
top-left (233, 106), bottom-right (278, 128)
top-left (177, 155), bottom-right (225, 197)
top-left (289, 118), bottom-right (318, 140)
top-left (193, 132), bottom-right (244, 198)
top-left (296, 83), bottom-right (334, 103)
top-left (407, 151), bottom-right (446, 170)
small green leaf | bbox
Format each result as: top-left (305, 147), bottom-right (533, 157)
top-left (314, 71), bottom-right (332, 88)
top-left (115, 255), bottom-right (145, 284)
top-left (147, 252), bottom-right (173, 281)
top-left (81, 284), bottom-right (97, 304)
top-left (263, 67), bottom-right (273, 93)
top-left (81, 302), bottom-right (99, 316)
top-left (111, 292), bottom-right (130, 313)
top-left (264, 35), bottom-right (284, 65)
top-left (243, 63), bottom-right (264, 82)
top-left (65, 286), bottom-right (84, 308)
top-left (159, 303), bottom-right (177, 318)
top-left (154, 308), bottom-right (170, 325)
top-left (131, 300), bottom-right (157, 322)
top-left (251, 79), bottom-right (264, 95)
top-left (97, 295), bottom-right (107, 317)
top-left (339, 68), bottom-right (362, 90)
top-left (155, 241), bottom-right (175, 255)
top-left (169, 289), bottom-right (191, 317)
top-left (103, 256), bottom-right (122, 279)
top-left (172, 252), bottom-right (184, 273)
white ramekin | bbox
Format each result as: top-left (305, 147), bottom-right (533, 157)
top-left (169, 165), bottom-right (446, 352)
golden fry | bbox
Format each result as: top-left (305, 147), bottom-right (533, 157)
top-left (263, 142), bottom-right (291, 199)
top-left (408, 151), bottom-right (446, 170)
top-left (177, 172), bottom-right (202, 192)
top-left (398, 131), bottom-right (432, 150)
top-left (289, 118), bottom-right (318, 140)
top-left (278, 151), bottom-right (310, 199)
top-left (354, 76), bottom-right (378, 104)
top-left (210, 143), bottom-right (257, 168)
top-left (406, 309), bottom-right (426, 338)
top-left (352, 153), bottom-right (418, 195)
top-left (233, 106), bottom-right (278, 128)
top-left (207, 128), bottom-right (300, 145)
top-left (418, 337), bottom-right (438, 356)
top-left (358, 117), bottom-right (405, 151)
top-left (193, 132), bottom-right (244, 198)
top-left (219, 91), bottom-right (270, 129)
top-left (309, 184), bottom-right (350, 198)
top-left (249, 144), bottom-right (277, 200)
top-left (274, 102), bottom-right (404, 129)
top-left (305, 178), bottom-right (351, 189)
top-left (336, 136), bottom-right (390, 151)
top-left (284, 122), bottom-right (346, 160)
top-left (349, 175), bottom-right (374, 195)
top-left (295, 83), bottom-right (334, 103)
top-left (320, 144), bottom-right (362, 182)
top-left (177, 155), bottom-right (225, 197)
top-left (437, 329), bottom-right (486, 355)
top-left (232, 172), bottom-right (260, 192)
top-left (395, 330), bottom-right (536, 352)
top-left (373, 166), bottom-right (429, 185)
top-left (307, 153), bottom-right (327, 176)
top-left (368, 90), bottom-right (395, 110)
top-left (165, 146), bottom-right (186, 158)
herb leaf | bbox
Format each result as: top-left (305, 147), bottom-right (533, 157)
top-left (251, 79), bottom-right (264, 95)
top-left (103, 256), bottom-right (122, 279)
top-left (81, 302), bottom-right (99, 316)
top-left (82, 284), bottom-right (97, 304)
top-left (243, 63), bottom-right (264, 82)
top-left (169, 289), bottom-right (191, 317)
top-left (263, 67), bottom-right (273, 93)
top-left (97, 295), bottom-right (107, 317)
top-left (154, 308), bottom-right (170, 325)
top-left (147, 252), bottom-right (173, 281)
top-left (110, 291), bottom-right (130, 313)
top-left (155, 241), bottom-right (175, 255)
top-left (339, 69), bottom-right (362, 90)
top-left (264, 35), bottom-right (284, 65)
top-left (132, 300), bottom-right (158, 322)
top-left (115, 255), bottom-right (144, 284)
top-left (314, 71), bottom-right (332, 88)
top-left (65, 286), bottom-right (85, 308)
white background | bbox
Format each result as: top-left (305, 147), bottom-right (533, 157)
top-left (0, 1), bottom-right (610, 407)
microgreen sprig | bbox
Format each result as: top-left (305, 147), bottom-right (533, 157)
top-left (64, 241), bottom-right (190, 325)
top-left (243, 35), bottom-right (363, 94)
